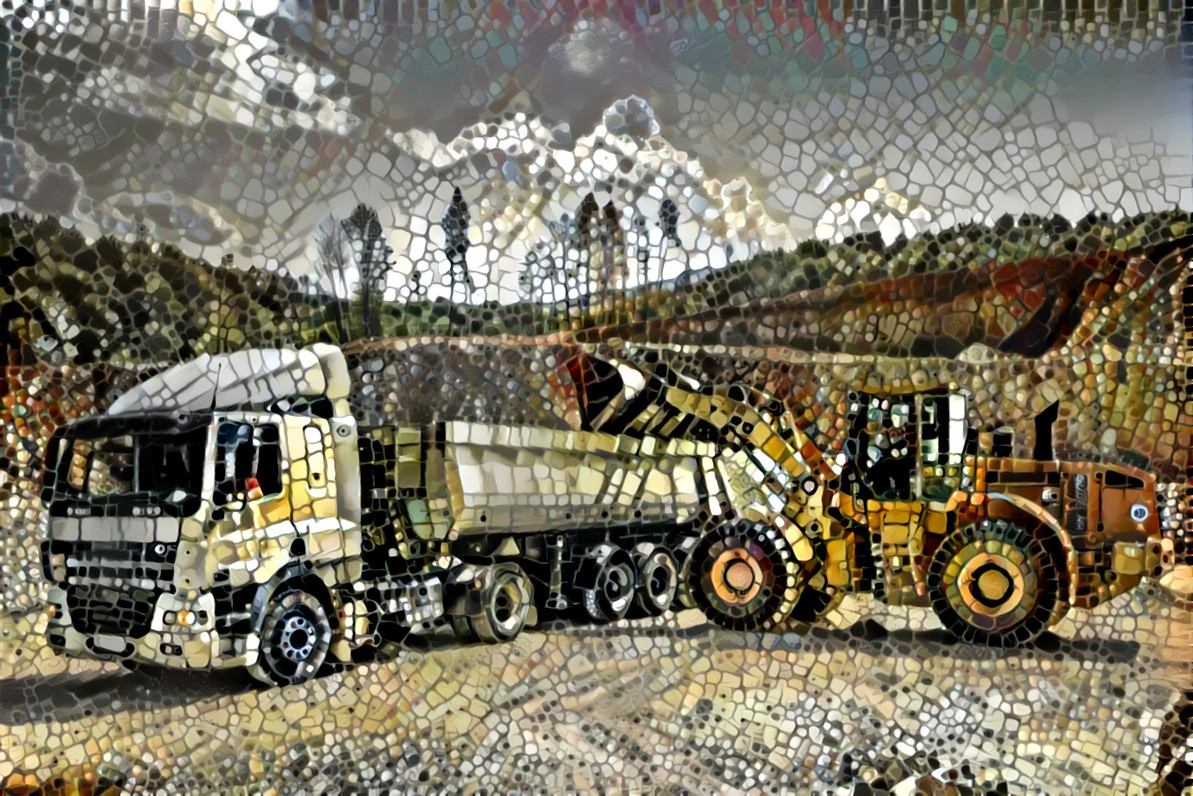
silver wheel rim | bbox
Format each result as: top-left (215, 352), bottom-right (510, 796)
top-left (490, 576), bottom-right (525, 634)
top-left (278, 613), bottom-right (318, 662)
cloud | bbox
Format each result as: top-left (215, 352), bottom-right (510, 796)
top-left (2, 3), bottom-right (1189, 296)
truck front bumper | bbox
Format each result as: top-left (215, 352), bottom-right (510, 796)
top-left (45, 588), bottom-right (249, 670)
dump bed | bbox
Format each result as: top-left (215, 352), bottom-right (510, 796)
top-left (344, 337), bottom-right (721, 543)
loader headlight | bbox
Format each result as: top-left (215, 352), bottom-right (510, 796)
top-left (1130, 503), bottom-right (1149, 522)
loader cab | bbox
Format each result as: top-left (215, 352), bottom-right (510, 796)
top-left (846, 391), bottom-right (969, 503)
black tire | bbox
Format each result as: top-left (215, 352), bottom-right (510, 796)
top-left (671, 535), bottom-right (702, 610)
top-left (629, 542), bottom-right (679, 618)
top-left (248, 588), bottom-right (333, 687)
top-left (928, 518), bottom-right (1064, 647)
top-left (458, 563), bottom-right (533, 644)
top-left (690, 521), bottom-right (821, 632)
top-left (576, 543), bottom-right (636, 623)
top-left (450, 613), bottom-right (476, 641)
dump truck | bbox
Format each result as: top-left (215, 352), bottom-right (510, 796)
top-left (38, 336), bottom-right (821, 685)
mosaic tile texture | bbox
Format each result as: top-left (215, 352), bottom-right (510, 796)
top-left (2, 1), bottom-right (1192, 794)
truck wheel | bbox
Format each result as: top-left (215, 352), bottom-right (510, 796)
top-left (249, 588), bottom-right (332, 687)
top-left (630, 543), bottom-right (678, 617)
top-left (461, 563), bottom-right (533, 644)
top-left (671, 535), bottom-right (701, 610)
top-left (577, 543), bottom-right (636, 623)
top-left (928, 518), bottom-right (1063, 647)
top-left (690, 521), bottom-right (807, 631)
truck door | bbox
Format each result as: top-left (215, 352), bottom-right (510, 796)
top-left (289, 418), bottom-right (337, 523)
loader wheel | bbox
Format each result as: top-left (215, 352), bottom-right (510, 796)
top-left (577, 543), bottom-right (636, 623)
top-left (629, 543), bottom-right (678, 617)
top-left (690, 521), bottom-right (813, 632)
top-left (249, 588), bottom-right (332, 687)
top-left (928, 518), bottom-right (1063, 647)
top-left (455, 563), bottom-right (533, 644)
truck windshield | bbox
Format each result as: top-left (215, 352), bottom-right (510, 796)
top-left (44, 420), bottom-right (208, 517)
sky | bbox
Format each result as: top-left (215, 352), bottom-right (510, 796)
top-left (2, 0), bottom-right (1190, 303)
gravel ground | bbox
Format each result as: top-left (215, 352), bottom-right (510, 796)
top-left (0, 573), bottom-right (1189, 795)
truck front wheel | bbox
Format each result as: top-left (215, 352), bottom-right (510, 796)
top-left (928, 518), bottom-right (1062, 647)
top-left (249, 588), bottom-right (333, 687)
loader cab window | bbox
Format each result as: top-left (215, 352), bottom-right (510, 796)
top-left (918, 393), bottom-right (968, 500)
top-left (215, 421), bottom-right (282, 508)
top-left (849, 396), bottom-right (916, 501)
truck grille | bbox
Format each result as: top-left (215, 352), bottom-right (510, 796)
top-left (68, 584), bottom-right (157, 638)
top-left (58, 540), bottom-right (177, 592)
top-left (51, 541), bottom-right (177, 639)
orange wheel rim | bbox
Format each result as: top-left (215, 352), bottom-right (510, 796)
top-left (710, 547), bottom-right (764, 605)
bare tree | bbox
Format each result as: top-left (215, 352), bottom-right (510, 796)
top-left (571, 192), bottom-right (600, 324)
top-left (599, 201), bottom-right (627, 326)
top-left (657, 197), bottom-right (681, 292)
top-left (341, 204), bottom-right (392, 338)
top-left (441, 187), bottom-right (475, 315)
top-left (545, 214), bottom-right (575, 330)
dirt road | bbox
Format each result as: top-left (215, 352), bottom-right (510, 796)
top-left (1, 577), bottom-right (1189, 795)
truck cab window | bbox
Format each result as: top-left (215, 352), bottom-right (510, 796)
top-left (215, 422), bottom-right (282, 506)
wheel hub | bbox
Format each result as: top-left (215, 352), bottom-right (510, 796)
top-left (646, 564), bottom-right (670, 598)
top-left (278, 614), bottom-right (318, 662)
top-left (603, 565), bottom-right (631, 600)
top-left (491, 579), bottom-right (523, 630)
top-left (711, 547), bottom-right (764, 605)
top-left (955, 548), bottom-right (1028, 619)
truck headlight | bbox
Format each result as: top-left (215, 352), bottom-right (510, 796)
top-left (1130, 503), bottom-right (1149, 522)
top-left (41, 550), bottom-right (66, 582)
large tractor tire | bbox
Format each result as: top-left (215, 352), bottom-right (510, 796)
top-left (451, 563), bottom-right (533, 643)
top-left (928, 518), bottom-right (1065, 647)
top-left (249, 586), bottom-right (333, 687)
top-left (629, 542), bottom-right (679, 618)
top-left (689, 521), bottom-right (827, 632)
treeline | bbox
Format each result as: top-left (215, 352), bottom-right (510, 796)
top-left (3, 205), bottom-right (1192, 371)
top-left (0, 215), bottom-right (314, 367)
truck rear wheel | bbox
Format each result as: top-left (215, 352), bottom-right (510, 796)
top-left (690, 521), bottom-right (809, 631)
top-left (249, 588), bottom-right (332, 687)
top-left (577, 543), bottom-right (636, 623)
top-left (671, 535), bottom-right (701, 610)
top-left (928, 518), bottom-right (1062, 647)
top-left (455, 563), bottom-right (533, 644)
top-left (630, 542), bottom-right (678, 617)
